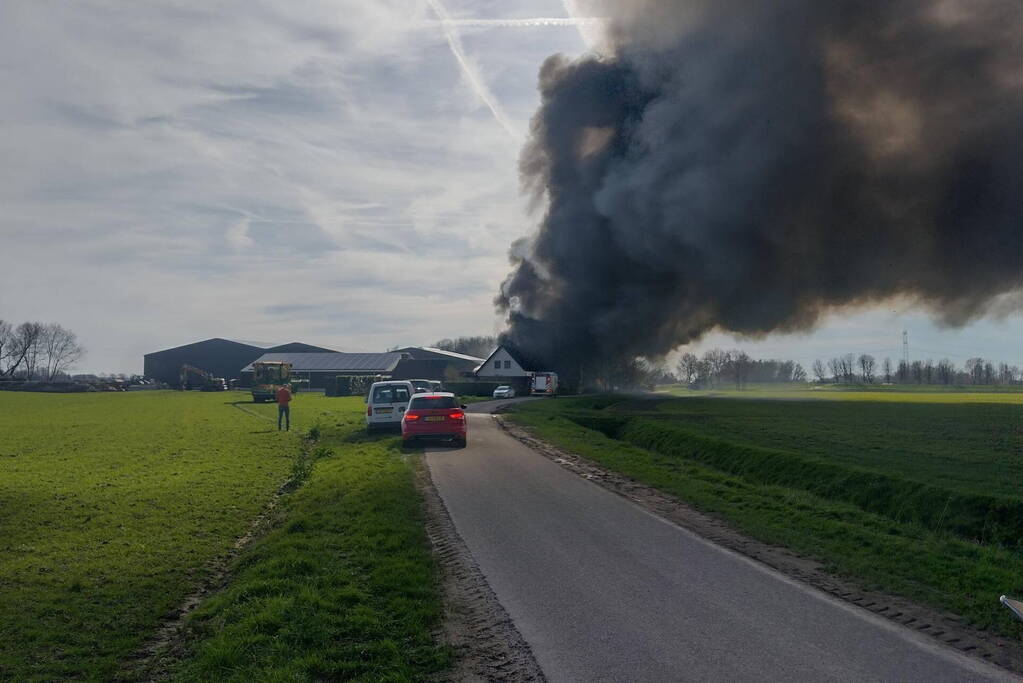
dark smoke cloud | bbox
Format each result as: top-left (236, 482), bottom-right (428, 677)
top-left (497, 0), bottom-right (1023, 375)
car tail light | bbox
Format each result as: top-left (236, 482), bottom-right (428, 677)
top-left (448, 411), bottom-right (464, 421)
top-left (367, 405), bottom-right (372, 416)
top-left (405, 412), bottom-right (420, 421)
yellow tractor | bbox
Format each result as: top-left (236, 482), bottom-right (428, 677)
top-left (251, 361), bottom-right (293, 403)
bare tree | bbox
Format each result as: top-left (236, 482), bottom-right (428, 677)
top-left (936, 358), bottom-right (955, 385)
top-left (676, 352), bottom-right (700, 386)
top-left (2, 322), bottom-right (43, 378)
top-left (966, 357), bottom-right (984, 385)
top-left (791, 363), bottom-right (807, 382)
top-left (858, 354), bottom-right (876, 384)
top-left (812, 359), bottom-right (827, 383)
top-left (882, 357), bottom-right (893, 384)
top-left (923, 359), bottom-right (935, 384)
top-left (828, 357), bottom-right (841, 383)
top-left (731, 350), bottom-right (751, 389)
top-left (41, 323), bottom-right (85, 380)
top-left (702, 349), bottom-right (729, 388)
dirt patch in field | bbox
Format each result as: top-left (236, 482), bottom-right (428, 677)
top-left (417, 460), bottom-right (546, 682)
top-left (496, 415), bottom-right (1023, 677)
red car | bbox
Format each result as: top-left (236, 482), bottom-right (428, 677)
top-left (402, 392), bottom-right (467, 447)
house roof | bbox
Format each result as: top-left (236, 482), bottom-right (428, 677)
top-left (241, 352), bottom-right (402, 373)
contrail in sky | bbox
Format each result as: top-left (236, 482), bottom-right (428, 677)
top-left (423, 17), bottom-right (601, 28)
top-left (423, 0), bottom-right (521, 141)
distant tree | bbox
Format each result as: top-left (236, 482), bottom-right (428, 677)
top-left (882, 357), bottom-right (893, 384)
top-left (433, 335), bottom-right (497, 359)
top-left (702, 349), bottom-right (729, 388)
top-left (983, 361), bottom-right (995, 385)
top-left (897, 360), bottom-right (910, 383)
top-left (812, 359), bottom-right (827, 383)
top-left (923, 359), bottom-right (935, 385)
top-left (828, 357), bottom-right (842, 383)
top-left (858, 354), bottom-right (875, 384)
top-left (936, 358), bottom-right (955, 385)
top-left (910, 360), bottom-right (924, 384)
top-left (676, 352), bottom-right (700, 386)
top-left (791, 363), bottom-right (807, 383)
top-left (965, 357), bottom-right (984, 385)
top-left (9, 322), bottom-right (44, 379)
top-left (41, 323), bottom-right (85, 380)
top-left (731, 350), bottom-right (751, 389)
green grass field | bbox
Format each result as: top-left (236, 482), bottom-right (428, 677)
top-left (171, 397), bottom-right (450, 682)
top-left (509, 391), bottom-right (1023, 635)
top-left (0, 391), bottom-right (449, 681)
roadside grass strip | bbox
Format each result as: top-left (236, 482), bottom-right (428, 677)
top-left (509, 397), bottom-right (1023, 636)
top-left (0, 391), bottom-right (300, 681)
top-left (171, 398), bottom-right (451, 682)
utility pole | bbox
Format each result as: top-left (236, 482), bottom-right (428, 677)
top-left (902, 330), bottom-right (910, 367)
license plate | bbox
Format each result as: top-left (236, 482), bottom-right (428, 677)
top-left (376, 407), bottom-right (393, 414)
top-left (425, 416), bottom-right (445, 422)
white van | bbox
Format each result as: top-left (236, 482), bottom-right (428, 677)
top-left (366, 380), bottom-right (414, 432)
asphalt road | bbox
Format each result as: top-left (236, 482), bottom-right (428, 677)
top-left (427, 404), bottom-right (1014, 682)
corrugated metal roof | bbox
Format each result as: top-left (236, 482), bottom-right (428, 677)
top-left (241, 352), bottom-right (402, 373)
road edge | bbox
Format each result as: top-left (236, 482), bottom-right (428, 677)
top-left (416, 456), bottom-right (547, 682)
top-left (495, 414), bottom-right (1023, 678)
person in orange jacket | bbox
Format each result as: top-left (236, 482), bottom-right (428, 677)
top-left (276, 383), bottom-right (293, 431)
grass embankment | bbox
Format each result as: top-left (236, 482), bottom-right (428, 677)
top-left (0, 391), bottom-right (298, 680)
top-left (509, 394), bottom-right (1023, 635)
top-left (0, 391), bottom-right (450, 681)
top-left (171, 397), bottom-right (451, 681)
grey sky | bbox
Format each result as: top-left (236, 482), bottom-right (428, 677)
top-left (1, 0), bottom-right (1021, 374)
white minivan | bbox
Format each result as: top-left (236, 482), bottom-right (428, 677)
top-left (366, 380), bottom-right (414, 432)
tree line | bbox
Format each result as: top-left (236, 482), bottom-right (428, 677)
top-left (675, 350), bottom-right (807, 389)
top-left (0, 320), bottom-right (85, 381)
top-left (812, 354), bottom-right (1022, 386)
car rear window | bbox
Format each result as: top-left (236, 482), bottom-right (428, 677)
top-left (409, 396), bottom-right (457, 409)
top-left (373, 385), bottom-right (410, 404)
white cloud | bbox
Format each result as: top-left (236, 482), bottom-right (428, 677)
top-left (2, 0), bottom-right (1019, 374)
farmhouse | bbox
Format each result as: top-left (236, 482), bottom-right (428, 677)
top-left (473, 345), bottom-right (543, 393)
top-left (143, 338), bottom-right (336, 386)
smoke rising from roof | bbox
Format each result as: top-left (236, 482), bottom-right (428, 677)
top-left (496, 0), bottom-right (1023, 375)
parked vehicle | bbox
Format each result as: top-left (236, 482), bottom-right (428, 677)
top-left (530, 372), bottom-right (558, 397)
top-left (493, 385), bottom-right (516, 398)
top-left (410, 379), bottom-right (434, 394)
top-left (401, 392), bottom-right (467, 447)
top-left (251, 361), bottom-right (292, 403)
top-left (365, 380), bottom-right (414, 432)
top-left (429, 380), bottom-right (444, 392)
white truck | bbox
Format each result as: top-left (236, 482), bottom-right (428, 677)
top-left (530, 372), bottom-right (558, 397)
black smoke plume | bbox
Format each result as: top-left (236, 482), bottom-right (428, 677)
top-left (497, 0), bottom-right (1023, 380)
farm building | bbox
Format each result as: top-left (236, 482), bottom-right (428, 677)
top-left (391, 346), bottom-right (484, 380)
top-left (238, 346), bottom-right (485, 390)
top-left (143, 338), bottom-right (337, 386)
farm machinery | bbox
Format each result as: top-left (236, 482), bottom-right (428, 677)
top-left (179, 364), bottom-right (227, 391)
top-left (251, 361), bottom-right (293, 403)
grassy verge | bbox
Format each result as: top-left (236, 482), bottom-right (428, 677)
top-left (508, 396), bottom-right (1023, 636)
top-left (0, 391), bottom-right (301, 681)
top-left (170, 397), bottom-right (451, 681)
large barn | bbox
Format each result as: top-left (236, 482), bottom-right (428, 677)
top-left (240, 352), bottom-right (403, 390)
top-left (143, 338), bottom-right (336, 386)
